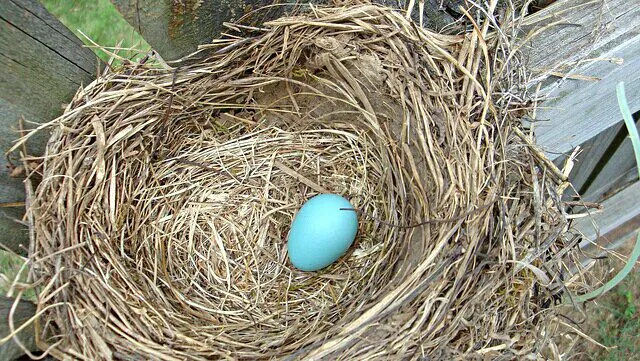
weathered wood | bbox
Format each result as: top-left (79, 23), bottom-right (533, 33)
top-left (578, 123), bottom-right (639, 202)
top-left (567, 117), bottom-right (639, 201)
top-left (574, 181), bottom-right (640, 248)
top-left (0, 297), bottom-right (37, 361)
top-left (564, 120), bottom-right (623, 197)
top-left (520, 0), bottom-right (640, 208)
top-left (0, 212), bottom-right (30, 256)
top-left (0, 0), bottom-right (99, 255)
top-left (110, 0), bottom-right (456, 62)
top-left (521, 0), bottom-right (640, 157)
top-left (111, 0), bottom-right (277, 61)
top-left (571, 181), bottom-right (640, 273)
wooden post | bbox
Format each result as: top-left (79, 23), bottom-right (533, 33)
top-left (521, 0), bottom-right (640, 168)
top-left (521, 0), bottom-right (640, 196)
top-left (1, 2), bottom-right (99, 357)
top-left (111, 0), bottom-right (291, 61)
top-left (520, 0), bottom-right (640, 253)
top-left (0, 0), bottom-right (99, 256)
top-left (0, 297), bottom-right (37, 360)
top-left (110, 0), bottom-right (456, 62)
top-left (568, 118), bottom-right (639, 202)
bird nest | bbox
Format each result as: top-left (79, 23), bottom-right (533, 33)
top-left (18, 2), bottom-right (580, 360)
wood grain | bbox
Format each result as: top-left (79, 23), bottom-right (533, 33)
top-left (579, 123), bottom-right (639, 202)
top-left (0, 296), bottom-right (37, 361)
top-left (110, 0), bottom-right (457, 62)
top-left (111, 0), bottom-right (287, 62)
top-left (571, 181), bottom-right (640, 271)
top-left (0, 0), bottom-right (99, 255)
top-left (566, 118), bottom-right (639, 202)
top-left (521, 0), bottom-right (640, 156)
top-left (564, 121), bottom-right (623, 197)
top-left (574, 181), bottom-right (640, 247)
top-left (520, 0), bottom-right (640, 211)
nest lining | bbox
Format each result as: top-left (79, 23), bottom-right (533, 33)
top-left (17, 2), bottom-right (581, 360)
top-left (125, 124), bottom-right (401, 344)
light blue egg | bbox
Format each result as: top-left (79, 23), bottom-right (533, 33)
top-left (287, 194), bottom-right (358, 271)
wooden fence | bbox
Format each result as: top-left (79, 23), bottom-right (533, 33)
top-left (1, 0), bottom-right (639, 358)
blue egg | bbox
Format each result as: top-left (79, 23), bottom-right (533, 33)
top-left (287, 194), bottom-right (358, 271)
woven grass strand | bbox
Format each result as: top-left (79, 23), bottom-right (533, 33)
top-left (15, 2), bottom-right (585, 360)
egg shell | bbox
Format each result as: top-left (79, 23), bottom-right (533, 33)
top-left (287, 194), bottom-right (358, 271)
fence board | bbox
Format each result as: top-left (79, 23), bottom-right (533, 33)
top-left (111, 0), bottom-right (287, 62)
top-left (573, 181), bottom-right (640, 259)
top-left (565, 121), bottom-right (623, 197)
top-left (578, 123), bottom-right (639, 202)
top-left (110, 0), bottom-right (456, 62)
top-left (519, 0), bottom-right (640, 234)
top-left (562, 181), bottom-right (640, 283)
top-left (521, 0), bottom-right (640, 158)
top-left (0, 297), bottom-right (37, 360)
top-left (567, 118), bottom-right (639, 201)
top-left (0, 0), bottom-right (99, 256)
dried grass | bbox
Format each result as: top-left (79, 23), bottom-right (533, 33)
top-left (12, 1), bottom-right (585, 360)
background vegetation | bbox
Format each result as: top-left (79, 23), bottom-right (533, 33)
top-left (575, 238), bottom-right (640, 360)
top-left (41, 0), bottom-right (150, 62)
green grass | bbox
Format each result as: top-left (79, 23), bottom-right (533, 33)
top-left (0, 250), bottom-right (34, 300)
top-left (40, 0), bottom-right (150, 63)
top-left (594, 288), bottom-right (640, 361)
top-left (586, 259), bottom-right (640, 361)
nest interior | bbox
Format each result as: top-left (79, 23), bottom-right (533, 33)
top-left (21, 2), bottom-right (578, 360)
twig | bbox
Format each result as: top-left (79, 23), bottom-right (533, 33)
top-left (151, 67), bottom-right (180, 161)
top-left (342, 200), bottom-right (496, 229)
